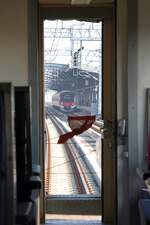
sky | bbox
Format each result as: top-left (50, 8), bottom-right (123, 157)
top-left (44, 19), bottom-right (102, 73)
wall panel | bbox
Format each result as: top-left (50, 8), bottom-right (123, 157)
top-left (0, 0), bottom-right (28, 85)
top-left (137, 0), bottom-right (150, 168)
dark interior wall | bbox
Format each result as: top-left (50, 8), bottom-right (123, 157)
top-left (127, 1), bottom-right (140, 225)
top-left (117, 0), bottom-right (150, 225)
top-left (28, 1), bottom-right (41, 224)
top-left (137, 0), bottom-right (150, 169)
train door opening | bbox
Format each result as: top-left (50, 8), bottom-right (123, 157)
top-left (44, 19), bottom-right (102, 218)
top-left (40, 7), bottom-right (116, 224)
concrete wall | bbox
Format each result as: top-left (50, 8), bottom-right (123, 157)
top-left (137, 0), bottom-right (150, 168)
top-left (0, 0), bottom-right (28, 85)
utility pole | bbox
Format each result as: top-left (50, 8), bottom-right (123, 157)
top-left (73, 46), bottom-right (84, 67)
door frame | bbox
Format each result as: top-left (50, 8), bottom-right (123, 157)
top-left (102, 18), bottom-right (117, 224)
top-left (39, 4), bottom-right (116, 224)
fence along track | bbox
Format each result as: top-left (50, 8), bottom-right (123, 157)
top-left (45, 120), bottom-right (51, 193)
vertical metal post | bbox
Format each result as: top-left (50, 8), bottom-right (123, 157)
top-left (98, 22), bottom-right (102, 118)
top-left (28, 0), bottom-right (39, 164)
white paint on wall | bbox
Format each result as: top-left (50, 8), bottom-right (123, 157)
top-left (0, 0), bottom-right (28, 85)
top-left (137, 0), bottom-right (150, 167)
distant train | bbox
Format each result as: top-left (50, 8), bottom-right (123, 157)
top-left (51, 90), bottom-right (77, 112)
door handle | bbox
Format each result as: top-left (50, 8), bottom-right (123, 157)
top-left (98, 119), bottom-right (115, 138)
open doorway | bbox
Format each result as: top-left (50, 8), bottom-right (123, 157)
top-left (39, 5), bottom-right (116, 224)
top-left (44, 19), bottom-right (102, 220)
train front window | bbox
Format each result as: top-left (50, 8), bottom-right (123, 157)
top-left (44, 19), bottom-right (102, 215)
top-left (62, 93), bottom-right (74, 102)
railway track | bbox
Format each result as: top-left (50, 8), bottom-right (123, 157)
top-left (45, 107), bottom-right (100, 195)
top-left (46, 105), bottom-right (102, 138)
top-left (51, 115), bottom-right (88, 194)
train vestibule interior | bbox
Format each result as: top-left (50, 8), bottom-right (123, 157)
top-left (1, 1), bottom-right (150, 225)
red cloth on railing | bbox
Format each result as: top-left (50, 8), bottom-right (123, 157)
top-left (57, 115), bottom-right (96, 144)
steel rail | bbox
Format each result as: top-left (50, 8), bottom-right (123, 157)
top-left (47, 111), bottom-right (99, 194)
top-left (49, 114), bottom-right (87, 194)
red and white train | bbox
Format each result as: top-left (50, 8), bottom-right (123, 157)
top-left (51, 90), bottom-right (77, 112)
